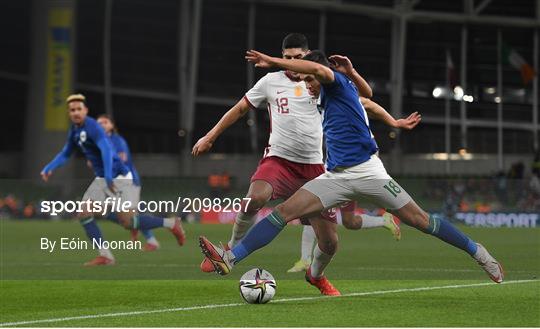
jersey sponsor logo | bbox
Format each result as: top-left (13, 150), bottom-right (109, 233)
top-left (276, 90), bottom-right (286, 94)
top-left (294, 86), bottom-right (303, 97)
top-left (79, 130), bottom-right (87, 143)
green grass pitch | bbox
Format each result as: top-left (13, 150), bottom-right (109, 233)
top-left (1, 220), bottom-right (539, 327)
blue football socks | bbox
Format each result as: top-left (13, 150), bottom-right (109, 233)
top-left (422, 214), bottom-right (478, 256)
top-left (107, 212), bottom-right (156, 240)
top-left (80, 217), bottom-right (103, 244)
top-left (106, 212), bottom-right (120, 224)
top-left (231, 210), bottom-right (286, 263)
top-left (133, 215), bottom-right (163, 231)
top-left (141, 228), bottom-right (155, 240)
top-left (133, 214), bottom-right (165, 230)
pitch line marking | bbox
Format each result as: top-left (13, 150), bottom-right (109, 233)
top-left (0, 279), bottom-right (537, 327)
top-left (5, 262), bottom-right (535, 274)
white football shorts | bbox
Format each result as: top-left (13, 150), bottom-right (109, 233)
top-left (302, 155), bottom-right (412, 210)
top-left (82, 172), bottom-right (140, 209)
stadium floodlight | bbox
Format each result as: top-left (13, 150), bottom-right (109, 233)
top-left (453, 86), bottom-right (464, 100)
top-left (494, 96), bottom-right (501, 103)
top-left (432, 87), bottom-right (443, 98)
top-left (463, 95), bottom-right (474, 103)
top-left (485, 87), bottom-right (496, 94)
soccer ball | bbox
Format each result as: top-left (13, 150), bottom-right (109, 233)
top-left (239, 268), bottom-right (277, 304)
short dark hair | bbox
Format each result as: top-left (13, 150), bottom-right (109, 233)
top-left (97, 113), bottom-right (118, 133)
top-left (282, 33), bottom-right (308, 50)
top-left (302, 50), bottom-right (330, 67)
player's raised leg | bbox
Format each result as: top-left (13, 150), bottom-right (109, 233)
top-left (389, 198), bottom-right (504, 283)
top-left (335, 154), bottom-right (503, 283)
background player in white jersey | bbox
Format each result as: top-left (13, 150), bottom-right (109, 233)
top-left (193, 33), bottom-right (373, 295)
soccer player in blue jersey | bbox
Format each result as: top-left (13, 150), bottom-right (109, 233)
top-left (199, 50), bottom-right (504, 284)
top-left (287, 56), bottom-right (424, 272)
top-left (97, 114), bottom-right (180, 252)
top-left (41, 94), bottom-right (185, 266)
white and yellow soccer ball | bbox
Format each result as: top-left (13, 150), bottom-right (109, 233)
top-left (239, 268), bottom-right (277, 304)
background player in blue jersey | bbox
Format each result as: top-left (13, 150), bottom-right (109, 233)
top-left (97, 114), bottom-right (174, 252)
top-left (41, 94), bottom-right (185, 266)
top-left (199, 50), bottom-right (504, 285)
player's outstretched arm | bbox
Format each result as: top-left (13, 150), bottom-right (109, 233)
top-left (192, 98), bottom-right (250, 156)
top-left (245, 50), bottom-right (334, 83)
top-left (361, 97), bottom-right (421, 130)
top-left (40, 140), bottom-right (75, 182)
top-left (329, 55), bottom-right (372, 98)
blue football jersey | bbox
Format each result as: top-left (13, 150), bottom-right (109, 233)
top-left (319, 71), bottom-right (378, 171)
top-left (42, 116), bottom-right (129, 182)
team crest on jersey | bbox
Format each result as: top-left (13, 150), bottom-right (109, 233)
top-left (79, 130), bottom-right (87, 143)
top-left (294, 86), bottom-right (303, 97)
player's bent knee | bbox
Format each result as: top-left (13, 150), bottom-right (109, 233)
top-left (243, 193), bottom-right (268, 213)
top-left (342, 217), bottom-right (361, 230)
top-left (315, 229), bottom-right (338, 255)
top-left (317, 238), bottom-right (338, 255)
